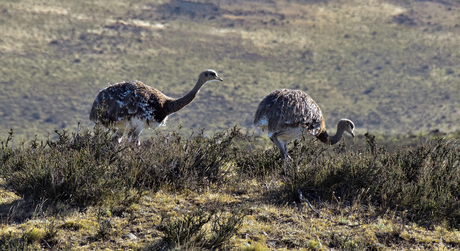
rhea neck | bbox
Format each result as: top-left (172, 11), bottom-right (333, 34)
top-left (316, 123), bottom-right (347, 145)
top-left (166, 78), bottom-right (217, 114)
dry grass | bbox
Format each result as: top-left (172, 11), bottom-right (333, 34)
top-left (0, 126), bottom-right (459, 250)
top-left (1, 181), bottom-right (459, 250)
top-left (1, 0), bottom-right (460, 249)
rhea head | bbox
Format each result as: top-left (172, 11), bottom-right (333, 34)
top-left (198, 69), bottom-right (223, 85)
top-left (338, 118), bottom-right (355, 138)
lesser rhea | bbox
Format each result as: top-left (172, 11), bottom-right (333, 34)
top-left (254, 89), bottom-right (354, 160)
top-left (90, 69), bottom-right (223, 144)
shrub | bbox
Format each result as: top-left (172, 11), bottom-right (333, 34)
top-left (0, 234), bottom-right (35, 251)
top-left (158, 207), bottom-right (246, 250)
top-left (0, 125), bottom-right (128, 205)
top-left (1, 125), bottom-right (459, 227)
top-left (132, 125), bottom-right (247, 192)
top-left (0, 125), bottom-right (246, 206)
top-left (288, 134), bottom-right (459, 226)
top-left (233, 132), bottom-right (460, 226)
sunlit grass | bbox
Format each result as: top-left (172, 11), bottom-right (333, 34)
top-left (0, 125), bottom-right (459, 249)
top-left (1, 0), bottom-right (460, 249)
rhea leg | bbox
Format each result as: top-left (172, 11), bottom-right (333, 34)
top-left (112, 129), bottom-right (124, 143)
top-left (127, 118), bottom-right (145, 145)
top-left (270, 134), bottom-right (292, 177)
top-left (128, 126), bottom-right (143, 145)
top-left (270, 133), bottom-right (291, 161)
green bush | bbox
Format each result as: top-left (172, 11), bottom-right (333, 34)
top-left (132, 125), bottom-right (247, 192)
top-left (0, 234), bottom-right (35, 251)
top-left (266, 133), bottom-right (459, 226)
top-left (0, 125), bottom-right (246, 206)
top-left (158, 208), bottom-right (246, 250)
top-left (1, 125), bottom-right (459, 227)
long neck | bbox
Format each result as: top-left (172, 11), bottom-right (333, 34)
top-left (316, 123), bottom-right (345, 145)
top-left (166, 80), bottom-right (205, 114)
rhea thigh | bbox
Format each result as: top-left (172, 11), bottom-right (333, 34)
top-left (276, 127), bottom-right (303, 143)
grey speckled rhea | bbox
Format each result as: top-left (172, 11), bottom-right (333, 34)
top-left (254, 89), bottom-right (355, 160)
top-left (89, 69), bottom-right (223, 144)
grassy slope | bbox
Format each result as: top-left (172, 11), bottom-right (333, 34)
top-left (1, 0), bottom-right (460, 141)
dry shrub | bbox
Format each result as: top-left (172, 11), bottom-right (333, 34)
top-left (0, 125), bottom-right (246, 206)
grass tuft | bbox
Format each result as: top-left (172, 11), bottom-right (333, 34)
top-left (158, 207), bottom-right (246, 250)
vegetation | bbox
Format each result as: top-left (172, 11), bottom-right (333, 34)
top-left (1, 125), bottom-right (459, 250)
top-left (1, 0), bottom-right (460, 250)
top-left (1, 0), bottom-right (460, 140)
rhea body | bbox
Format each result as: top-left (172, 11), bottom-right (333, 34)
top-left (254, 89), bottom-right (355, 160)
top-left (89, 69), bottom-right (223, 144)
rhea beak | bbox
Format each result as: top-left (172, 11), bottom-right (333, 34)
top-left (350, 131), bottom-right (355, 138)
top-left (216, 76), bottom-right (223, 81)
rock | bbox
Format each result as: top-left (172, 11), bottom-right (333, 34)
top-left (122, 233), bottom-right (137, 240)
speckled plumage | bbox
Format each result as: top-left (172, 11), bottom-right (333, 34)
top-left (254, 89), bottom-right (326, 137)
top-left (89, 69), bottom-right (223, 144)
top-left (254, 89), bottom-right (355, 160)
top-left (89, 81), bottom-right (172, 127)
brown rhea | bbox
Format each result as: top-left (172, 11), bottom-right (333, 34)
top-left (89, 69), bottom-right (223, 144)
top-left (254, 89), bottom-right (355, 160)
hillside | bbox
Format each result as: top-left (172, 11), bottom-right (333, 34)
top-left (1, 0), bottom-right (460, 140)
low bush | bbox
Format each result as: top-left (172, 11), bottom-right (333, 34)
top-left (238, 133), bottom-right (460, 226)
top-left (158, 207), bottom-right (246, 250)
top-left (0, 125), bottom-right (246, 206)
top-left (1, 125), bottom-right (459, 227)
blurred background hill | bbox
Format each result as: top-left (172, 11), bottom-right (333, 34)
top-left (1, 0), bottom-right (459, 140)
